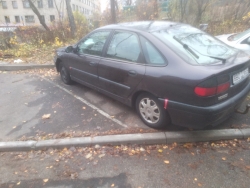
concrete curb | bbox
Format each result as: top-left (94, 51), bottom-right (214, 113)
top-left (0, 129), bottom-right (250, 152)
top-left (0, 64), bottom-right (54, 71)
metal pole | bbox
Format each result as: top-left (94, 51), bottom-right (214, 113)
top-left (110, 0), bottom-right (116, 23)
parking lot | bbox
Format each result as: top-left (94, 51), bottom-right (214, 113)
top-left (1, 69), bottom-right (250, 142)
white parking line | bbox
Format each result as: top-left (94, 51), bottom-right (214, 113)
top-left (41, 77), bottom-right (128, 128)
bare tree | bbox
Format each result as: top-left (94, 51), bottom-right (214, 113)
top-left (153, 0), bottom-right (158, 19)
top-left (27, 0), bottom-right (51, 32)
top-left (126, 0), bottom-right (132, 6)
top-left (65, 0), bottom-right (76, 37)
top-left (179, 0), bottom-right (189, 22)
top-left (54, 0), bottom-right (65, 37)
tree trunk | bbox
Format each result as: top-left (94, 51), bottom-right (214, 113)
top-left (65, 0), bottom-right (76, 38)
top-left (27, 0), bottom-right (50, 32)
top-left (110, 0), bottom-right (117, 23)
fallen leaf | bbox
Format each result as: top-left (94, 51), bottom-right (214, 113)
top-left (111, 184), bottom-right (115, 187)
top-left (16, 182), bottom-right (21, 185)
top-left (198, 183), bottom-right (202, 187)
top-left (158, 149), bottom-right (163, 153)
top-left (13, 126), bottom-right (16, 129)
top-left (43, 179), bottom-right (49, 183)
top-left (222, 157), bottom-right (226, 161)
top-left (85, 153), bottom-right (92, 159)
top-left (140, 147), bottom-right (145, 152)
top-left (82, 107), bottom-right (86, 109)
top-left (164, 160), bottom-right (170, 164)
top-left (245, 166), bottom-right (250, 170)
top-left (42, 114), bottom-right (51, 119)
top-left (183, 143), bottom-right (193, 149)
top-left (98, 154), bottom-right (105, 158)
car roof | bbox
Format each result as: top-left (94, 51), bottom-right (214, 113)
top-left (99, 21), bottom-right (181, 33)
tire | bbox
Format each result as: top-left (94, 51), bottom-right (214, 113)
top-left (60, 65), bottom-right (72, 85)
top-left (136, 93), bottom-right (170, 129)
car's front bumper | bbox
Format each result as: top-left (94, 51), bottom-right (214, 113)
top-left (159, 81), bottom-right (250, 129)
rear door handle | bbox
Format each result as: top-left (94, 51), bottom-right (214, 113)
top-left (89, 61), bottom-right (97, 66)
top-left (128, 70), bottom-right (137, 77)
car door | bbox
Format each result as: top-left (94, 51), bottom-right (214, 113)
top-left (69, 30), bottom-right (111, 87)
top-left (98, 31), bottom-right (146, 98)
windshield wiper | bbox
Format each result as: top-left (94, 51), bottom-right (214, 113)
top-left (173, 36), bottom-right (199, 59)
top-left (205, 55), bottom-right (226, 64)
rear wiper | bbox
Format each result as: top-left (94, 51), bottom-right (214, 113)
top-left (173, 36), bottom-right (199, 59)
top-left (173, 36), bottom-right (227, 63)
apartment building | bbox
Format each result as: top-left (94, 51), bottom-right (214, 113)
top-left (0, 0), bottom-right (101, 26)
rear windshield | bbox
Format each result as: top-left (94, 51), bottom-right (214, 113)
top-left (152, 24), bottom-right (238, 65)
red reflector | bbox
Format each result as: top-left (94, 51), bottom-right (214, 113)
top-left (217, 82), bottom-right (230, 94)
top-left (195, 87), bottom-right (217, 97)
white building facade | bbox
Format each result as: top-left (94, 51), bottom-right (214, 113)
top-left (0, 0), bottom-right (101, 26)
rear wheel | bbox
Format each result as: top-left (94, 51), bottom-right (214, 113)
top-left (136, 93), bottom-right (170, 129)
top-left (60, 65), bottom-right (72, 85)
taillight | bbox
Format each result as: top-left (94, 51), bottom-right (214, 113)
top-left (195, 75), bottom-right (230, 97)
top-left (194, 87), bottom-right (217, 97)
top-left (217, 82), bottom-right (230, 93)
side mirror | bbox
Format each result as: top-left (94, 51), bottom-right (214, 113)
top-left (65, 46), bottom-right (74, 53)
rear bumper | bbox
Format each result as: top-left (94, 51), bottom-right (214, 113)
top-left (159, 81), bottom-right (250, 129)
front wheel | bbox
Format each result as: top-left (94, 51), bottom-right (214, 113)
top-left (60, 65), bottom-right (72, 85)
top-left (136, 93), bottom-right (170, 129)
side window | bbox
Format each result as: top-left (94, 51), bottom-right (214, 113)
top-left (107, 32), bottom-right (142, 63)
top-left (78, 31), bottom-right (110, 56)
top-left (140, 36), bottom-right (166, 65)
top-left (243, 37), bottom-right (250, 45)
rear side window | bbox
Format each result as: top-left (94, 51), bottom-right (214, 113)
top-left (106, 32), bottom-right (142, 63)
top-left (140, 36), bottom-right (166, 65)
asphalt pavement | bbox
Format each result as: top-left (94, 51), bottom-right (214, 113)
top-left (0, 68), bottom-right (250, 150)
top-left (1, 66), bottom-right (250, 188)
top-left (0, 140), bottom-right (249, 188)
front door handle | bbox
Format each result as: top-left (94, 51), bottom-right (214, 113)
top-left (128, 70), bottom-right (137, 77)
top-left (89, 61), bottom-right (97, 66)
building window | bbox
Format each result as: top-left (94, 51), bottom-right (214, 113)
top-left (12, 1), bottom-right (18, 9)
top-left (25, 15), bottom-right (35, 23)
top-left (4, 16), bottom-right (10, 23)
top-left (2, 1), bottom-right (7, 9)
top-left (15, 16), bottom-right (20, 23)
top-left (48, 0), bottom-right (53, 8)
top-left (23, 0), bottom-right (30, 8)
top-left (50, 15), bottom-right (55, 22)
top-left (38, 0), bottom-right (43, 8)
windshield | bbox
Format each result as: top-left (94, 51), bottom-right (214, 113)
top-left (228, 28), bottom-right (250, 41)
top-left (152, 24), bottom-right (238, 65)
